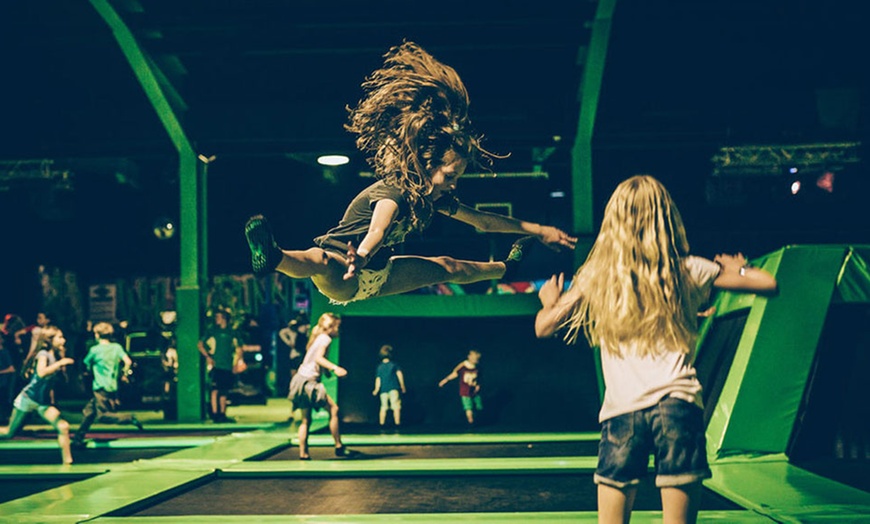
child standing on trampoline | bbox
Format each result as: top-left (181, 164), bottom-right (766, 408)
top-left (288, 312), bottom-right (348, 460)
top-left (534, 175), bottom-right (777, 524)
top-left (245, 41), bottom-right (576, 305)
top-left (372, 344), bottom-right (406, 427)
top-left (0, 328), bottom-right (74, 465)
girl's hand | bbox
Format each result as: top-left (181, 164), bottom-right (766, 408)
top-left (537, 226), bottom-right (577, 251)
top-left (343, 242), bottom-right (368, 280)
top-left (538, 273), bottom-right (565, 308)
top-left (372, 389), bottom-right (378, 396)
top-left (714, 253), bottom-right (747, 273)
top-left (334, 366), bottom-right (348, 378)
top-left (58, 357), bottom-right (74, 367)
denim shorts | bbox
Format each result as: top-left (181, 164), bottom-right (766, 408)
top-left (595, 396), bottom-right (711, 488)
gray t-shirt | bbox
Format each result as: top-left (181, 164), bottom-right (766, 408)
top-left (598, 255), bottom-right (721, 422)
top-left (313, 180), bottom-right (459, 269)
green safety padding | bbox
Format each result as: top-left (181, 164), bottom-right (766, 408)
top-left (707, 245), bottom-right (859, 457)
top-left (833, 248), bottom-right (870, 303)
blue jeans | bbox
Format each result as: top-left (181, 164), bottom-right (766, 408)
top-left (595, 396), bottom-right (711, 488)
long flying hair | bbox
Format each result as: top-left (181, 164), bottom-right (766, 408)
top-left (346, 41), bottom-right (494, 228)
top-left (307, 312), bottom-right (340, 350)
top-left (561, 175), bottom-right (696, 357)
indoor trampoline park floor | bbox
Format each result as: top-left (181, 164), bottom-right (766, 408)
top-left (1, 400), bottom-right (868, 523)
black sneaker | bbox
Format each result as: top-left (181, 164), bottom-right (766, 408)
top-left (502, 236), bottom-right (536, 281)
top-left (71, 439), bottom-right (88, 450)
top-left (244, 215), bottom-right (283, 276)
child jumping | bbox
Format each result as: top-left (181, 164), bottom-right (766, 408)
top-left (245, 41), bottom-right (576, 305)
top-left (1, 328), bottom-right (74, 464)
top-left (534, 175), bottom-right (777, 524)
top-left (372, 344), bottom-right (406, 427)
top-left (438, 349), bottom-right (483, 425)
top-left (288, 312), bottom-right (348, 460)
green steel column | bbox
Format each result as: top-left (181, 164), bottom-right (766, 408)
top-left (571, 0), bottom-right (617, 268)
top-left (175, 153), bottom-right (205, 421)
top-left (90, 0), bottom-right (204, 420)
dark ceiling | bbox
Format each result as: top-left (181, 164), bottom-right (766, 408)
top-left (0, 0), bottom-right (867, 315)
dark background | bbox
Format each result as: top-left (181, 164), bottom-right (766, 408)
top-left (337, 315), bottom-right (600, 430)
top-left (1, 0), bottom-right (867, 319)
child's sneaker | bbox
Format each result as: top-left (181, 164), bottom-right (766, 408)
top-left (245, 215), bottom-right (283, 276)
top-left (502, 236), bottom-right (536, 281)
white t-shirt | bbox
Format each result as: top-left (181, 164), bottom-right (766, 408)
top-left (598, 255), bottom-right (721, 422)
top-left (296, 333), bottom-right (332, 380)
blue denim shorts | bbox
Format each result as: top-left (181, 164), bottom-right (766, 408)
top-left (595, 396), bottom-right (711, 488)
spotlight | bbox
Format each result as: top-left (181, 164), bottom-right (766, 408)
top-left (816, 171), bottom-right (835, 193)
top-left (153, 217), bottom-right (176, 239)
top-left (790, 180), bottom-right (802, 195)
top-left (317, 155), bottom-right (350, 166)
top-left (789, 167), bottom-right (799, 174)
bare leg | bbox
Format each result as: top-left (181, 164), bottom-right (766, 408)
top-left (41, 407), bottom-right (72, 465)
top-left (210, 389), bottom-right (219, 418)
top-left (219, 394), bottom-right (228, 417)
top-left (377, 255), bottom-right (506, 298)
top-left (393, 408), bottom-right (401, 426)
top-left (661, 482), bottom-right (701, 524)
top-left (326, 394), bottom-right (343, 448)
top-left (598, 484), bottom-right (637, 524)
top-left (379, 408), bottom-right (387, 426)
top-left (298, 408), bottom-right (311, 459)
top-left (465, 409), bottom-right (475, 424)
top-left (0, 408), bottom-right (27, 439)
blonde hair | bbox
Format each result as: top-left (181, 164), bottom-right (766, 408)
top-left (307, 312), bottom-right (340, 350)
top-left (93, 322), bottom-right (115, 339)
top-left (345, 41), bottom-right (494, 229)
top-left (561, 175), bottom-right (696, 357)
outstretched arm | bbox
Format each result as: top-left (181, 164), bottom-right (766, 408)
top-left (445, 203), bottom-right (576, 251)
top-left (713, 253), bottom-right (778, 294)
top-left (345, 199), bottom-right (400, 280)
top-left (438, 363), bottom-right (464, 387)
top-left (535, 273), bottom-right (574, 338)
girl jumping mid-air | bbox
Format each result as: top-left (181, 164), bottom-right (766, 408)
top-left (535, 175), bottom-right (777, 524)
top-left (245, 41), bottom-right (576, 304)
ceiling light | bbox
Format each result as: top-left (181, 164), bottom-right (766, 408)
top-left (317, 155), bottom-right (349, 166)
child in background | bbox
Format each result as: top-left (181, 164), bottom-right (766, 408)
top-left (372, 344), bottom-right (406, 427)
top-left (1, 329), bottom-right (74, 464)
top-left (288, 312), bottom-right (348, 460)
top-left (72, 322), bottom-right (143, 448)
top-left (197, 309), bottom-right (242, 423)
top-left (535, 175), bottom-right (777, 524)
top-left (438, 349), bottom-right (483, 425)
top-left (245, 41), bottom-right (575, 306)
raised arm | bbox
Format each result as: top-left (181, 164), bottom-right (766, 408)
top-left (535, 273), bottom-right (574, 338)
top-left (713, 253), bottom-right (778, 294)
top-left (345, 199), bottom-right (400, 280)
top-left (445, 203), bottom-right (576, 251)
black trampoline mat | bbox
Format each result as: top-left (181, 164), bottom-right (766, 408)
top-left (262, 441), bottom-right (600, 461)
top-left (132, 475), bottom-right (742, 515)
top-left (0, 447), bottom-right (181, 465)
top-left (0, 477), bottom-right (93, 504)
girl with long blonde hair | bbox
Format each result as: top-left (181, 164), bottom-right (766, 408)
top-left (246, 41), bottom-right (576, 305)
top-left (535, 175), bottom-right (777, 524)
top-left (288, 312), bottom-right (348, 460)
